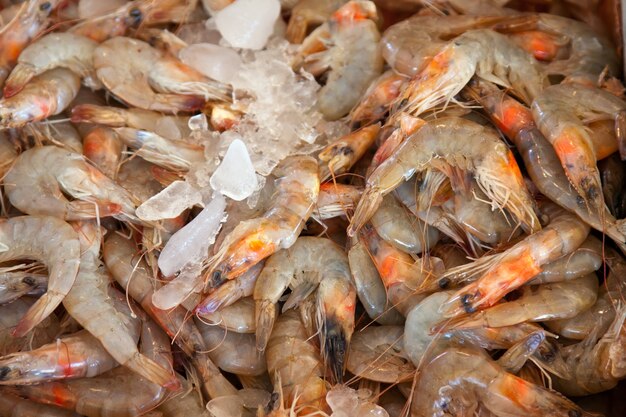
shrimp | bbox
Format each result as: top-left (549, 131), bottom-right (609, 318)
top-left (0, 263), bottom-right (47, 305)
top-left (599, 154), bottom-right (625, 217)
top-left (350, 70), bottom-right (408, 126)
top-left (17, 316), bottom-right (174, 417)
top-left (529, 236), bottom-right (603, 284)
top-left (3, 33), bottom-right (99, 98)
top-left (116, 157), bottom-right (164, 203)
top-left (0, 133), bottom-right (17, 179)
top-left (347, 325), bottom-right (414, 383)
top-left (411, 346), bottom-right (591, 417)
top-left (0, 390), bottom-right (82, 417)
top-left (465, 79), bottom-right (626, 252)
top-left (195, 319), bottom-right (267, 376)
top-left (286, 0), bottom-right (347, 43)
top-left (347, 238), bottom-right (404, 325)
top-left (81, 127), bottom-right (123, 180)
top-left (442, 274), bottom-right (598, 330)
top-left (0, 0), bottom-right (59, 87)
top-left (318, 124), bottom-right (380, 181)
top-left (157, 374), bottom-right (210, 417)
top-left (0, 68), bottom-right (80, 129)
top-left (299, 1), bottom-right (383, 120)
top-left (348, 117), bottom-right (540, 237)
top-left (313, 183), bottom-right (363, 221)
top-left (4, 146), bottom-right (138, 221)
top-left (0, 329), bottom-right (122, 384)
top-left (441, 202), bottom-right (590, 317)
top-left (203, 155), bottom-right (319, 287)
top-left (0, 216), bottom-right (79, 338)
top-left (200, 297), bottom-right (256, 333)
top-left (94, 36), bottom-right (230, 113)
top-left (0, 297), bottom-right (61, 356)
top-left (265, 309), bottom-right (328, 416)
top-left (371, 193), bottom-right (439, 254)
top-left (531, 83), bottom-right (626, 212)
top-left (393, 28), bottom-right (546, 119)
top-left (64, 221), bottom-right (178, 390)
top-left (253, 236), bottom-right (355, 382)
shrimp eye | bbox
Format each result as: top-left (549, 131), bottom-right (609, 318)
top-left (568, 411), bottom-right (582, 417)
top-left (0, 366), bottom-right (9, 380)
top-left (39, 1), bottom-right (51, 11)
top-left (438, 277), bottom-right (450, 289)
top-left (22, 276), bottom-right (36, 286)
top-left (129, 7), bottom-right (143, 24)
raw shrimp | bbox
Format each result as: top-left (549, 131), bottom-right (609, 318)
top-left (195, 319), bottom-right (267, 376)
top-left (4, 146), bottom-right (138, 221)
top-left (0, 390), bottom-right (82, 417)
top-left (94, 36), bottom-right (230, 113)
top-left (200, 297), bottom-right (256, 333)
top-left (116, 158), bottom-right (164, 203)
top-left (442, 274), bottom-right (598, 330)
top-left (441, 202), bottom-right (589, 317)
top-left (350, 70), bottom-right (407, 126)
top-left (81, 127), bottom-right (123, 180)
top-left (299, 1), bottom-right (383, 120)
top-left (371, 194), bottom-right (439, 254)
top-left (599, 154), bottom-right (625, 217)
top-left (347, 325), bottom-right (414, 383)
top-left (411, 346), bottom-right (591, 417)
top-left (157, 374), bottom-right (209, 417)
top-left (393, 29), bottom-right (546, 118)
top-left (532, 83), bottom-right (626, 212)
top-left (313, 183), bottom-right (363, 221)
top-left (3, 33), bottom-right (99, 98)
top-left (0, 297), bottom-right (60, 356)
top-left (318, 124), bottom-right (379, 181)
top-left (64, 222), bottom-right (178, 389)
top-left (348, 117), bottom-right (540, 237)
top-left (0, 329), bottom-right (122, 384)
top-left (203, 156), bottom-right (319, 287)
top-left (253, 236), bottom-right (355, 382)
top-left (0, 0), bottom-right (59, 87)
top-left (0, 216), bottom-right (79, 338)
top-left (347, 238), bottom-right (404, 325)
top-left (17, 316), bottom-right (174, 417)
top-left (0, 68), bottom-right (80, 129)
top-left (529, 236), bottom-right (603, 284)
top-left (0, 263), bottom-right (47, 305)
top-left (0, 133), bottom-right (17, 179)
top-left (286, 0), bottom-right (347, 43)
top-left (265, 309), bottom-right (328, 415)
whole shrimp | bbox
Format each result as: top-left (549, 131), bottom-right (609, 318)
top-left (440, 202), bottom-right (590, 318)
top-left (0, 0), bottom-right (59, 87)
top-left (201, 297), bottom-right (256, 333)
top-left (286, 0), bottom-right (347, 43)
top-left (64, 222), bottom-right (178, 389)
top-left (532, 83), bottom-right (626, 212)
top-left (4, 146), bottom-right (138, 221)
top-left (94, 36), bottom-right (231, 113)
top-left (0, 390), bottom-right (82, 417)
top-left (313, 182), bottom-right (363, 221)
top-left (298, 1), bottom-right (383, 120)
top-left (318, 124), bottom-right (380, 181)
top-left (253, 236), bottom-right (355, 382)
top-left (0, 263), bottom-right (47, 305)
top-left (411, 346), bottom-right (591, 417)
top-left (202, 155), bottom-right (319, 287)
top-left (529, 236), bottom-right (603, 284)
top-left (0, 297), bottom-right (60, 356)
top-left (348, 117), bottom-right (540, 237)
top-left (0, 68), bottom-right (80, 129)
top-left (3, 33), bottom-right (99, 98)
top-left (0, 216), bottom-right (79, 338)
top-left (81, 127), bottom-right (123, 180)
top-left (350, 70), bottom-right (408, 126)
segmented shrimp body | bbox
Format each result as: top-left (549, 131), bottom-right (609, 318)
top-left (0, 390), bottom-right (82, 417)
top-left (285, 0), bottom-right (347, 43)
top-left (318, 124), bottom-right (379, 181)
top-left (0, 216), bottom-right (79, 338)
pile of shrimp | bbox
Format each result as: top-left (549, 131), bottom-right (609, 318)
top-left (0, 0), bottom-right (626, 416)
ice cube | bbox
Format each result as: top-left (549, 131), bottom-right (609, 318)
top-left (210, 138), bottom-right (258, 201)
top-left (215, 0), bottom-right (280, 50)
top-left (179, 43), bottom-right (242, 84)
top-left (136, 181), bottom-right (203, 221)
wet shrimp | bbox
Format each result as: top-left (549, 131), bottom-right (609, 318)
top-left (350, 70), bottom-right (408, 126)
top-left (348, 117), bottom-right (540, 237)
top-left (441, 202), bottom-right (589, 317)
top-left (0, 216), bottom-right (79, 338)
top-left (200, 297), bottom-right (256, 334)
top-left (0, 263), bottom-right (47, 305)
top-left (529, 236), bottom-right (603, 284)
top-left (285, 0), bottom-right (347, 43)
top-left (202, 155), bottom-right (320, 287)
top-left (299, 1), bottom-right (383, 120)
top-left (3, 33), bottom-right (99, 98)
top-left (318, 124), bottom-right (379, 181)
top-left (411, 346), bottom-right (591, 417)
top-left (0, 297), bottom-right (61, 356)
top-left (81, 127), bottom-right (123, 180)
top-left (0, 0), bottom-right (59, 87)
top-left (532, 83), bottom-right (626, 212)
top-left (115, 157), bottom-right (164, 203)
top-left (4, 146), bottom-right (138, 221)
top-left (253, 236), bottom-right (355, 382)
top-left (0, 390), bottom-right (82, 417)
top-left (94, 36), bottom-right (231, 113)
top-left (313, 183), bottom-right (363, 221)
top-left (0, 68), bottom-right (80, 129)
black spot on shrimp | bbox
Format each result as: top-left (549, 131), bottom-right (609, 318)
top-left (323, 318), bottom-right (347, 384)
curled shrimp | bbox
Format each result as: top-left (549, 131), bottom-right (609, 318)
top-left (3, 33), bottom-right (99, 98)
top-left (202, 155), bottom-right (319, 287)
top-left (411, 346), bottom-right (591, 417)
top-left (0, 216), bottom-right (79, 338)
top-left (318, 124), bottom-right (380, 181)
top-left (0, 68), bottom-right (80, 129)
top-left (4, 146), bottom-right (138, 221)
top-left (348, 117), bottom-right (540, 237)
top-left (299, 1), bottom-right (383, 120)
top-left (350, 70), bottom-right (408, 126)
top-left (94, 36), bottom-right (231, 113)
top-left (253, 236), bottom-right (355, 382)
top-left (441, 202), bottom-right (590, 318)
top-left (532, 83), bottom-right (626, 212)
top-left (285, 0), bottom-right (347, 43)
top-left (0, 0), bottom-right (59, 87)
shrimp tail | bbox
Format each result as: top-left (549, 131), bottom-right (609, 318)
top-left (12, 292), bottom-right (63, 338)
top-left (347, 188), bottom-right (383, 236)
top-left (255, 300), bottom-right (277, 352)
top-left (70, 104), bottom-right (127, 126)
top-left (282, 280), bottom-right (318, 311)
top-left (285, 17), bottom-right (307, 44)
top-left (321, 318), bottom-right (348, 383)
top-left (126, 353), bottom-right (180, 391)
top-left (68, 200), bottom-right (122, 219)
top-left (154, 93), bottom-right (206, 113)
top-left (3, 64), bottom-right (36, 98)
